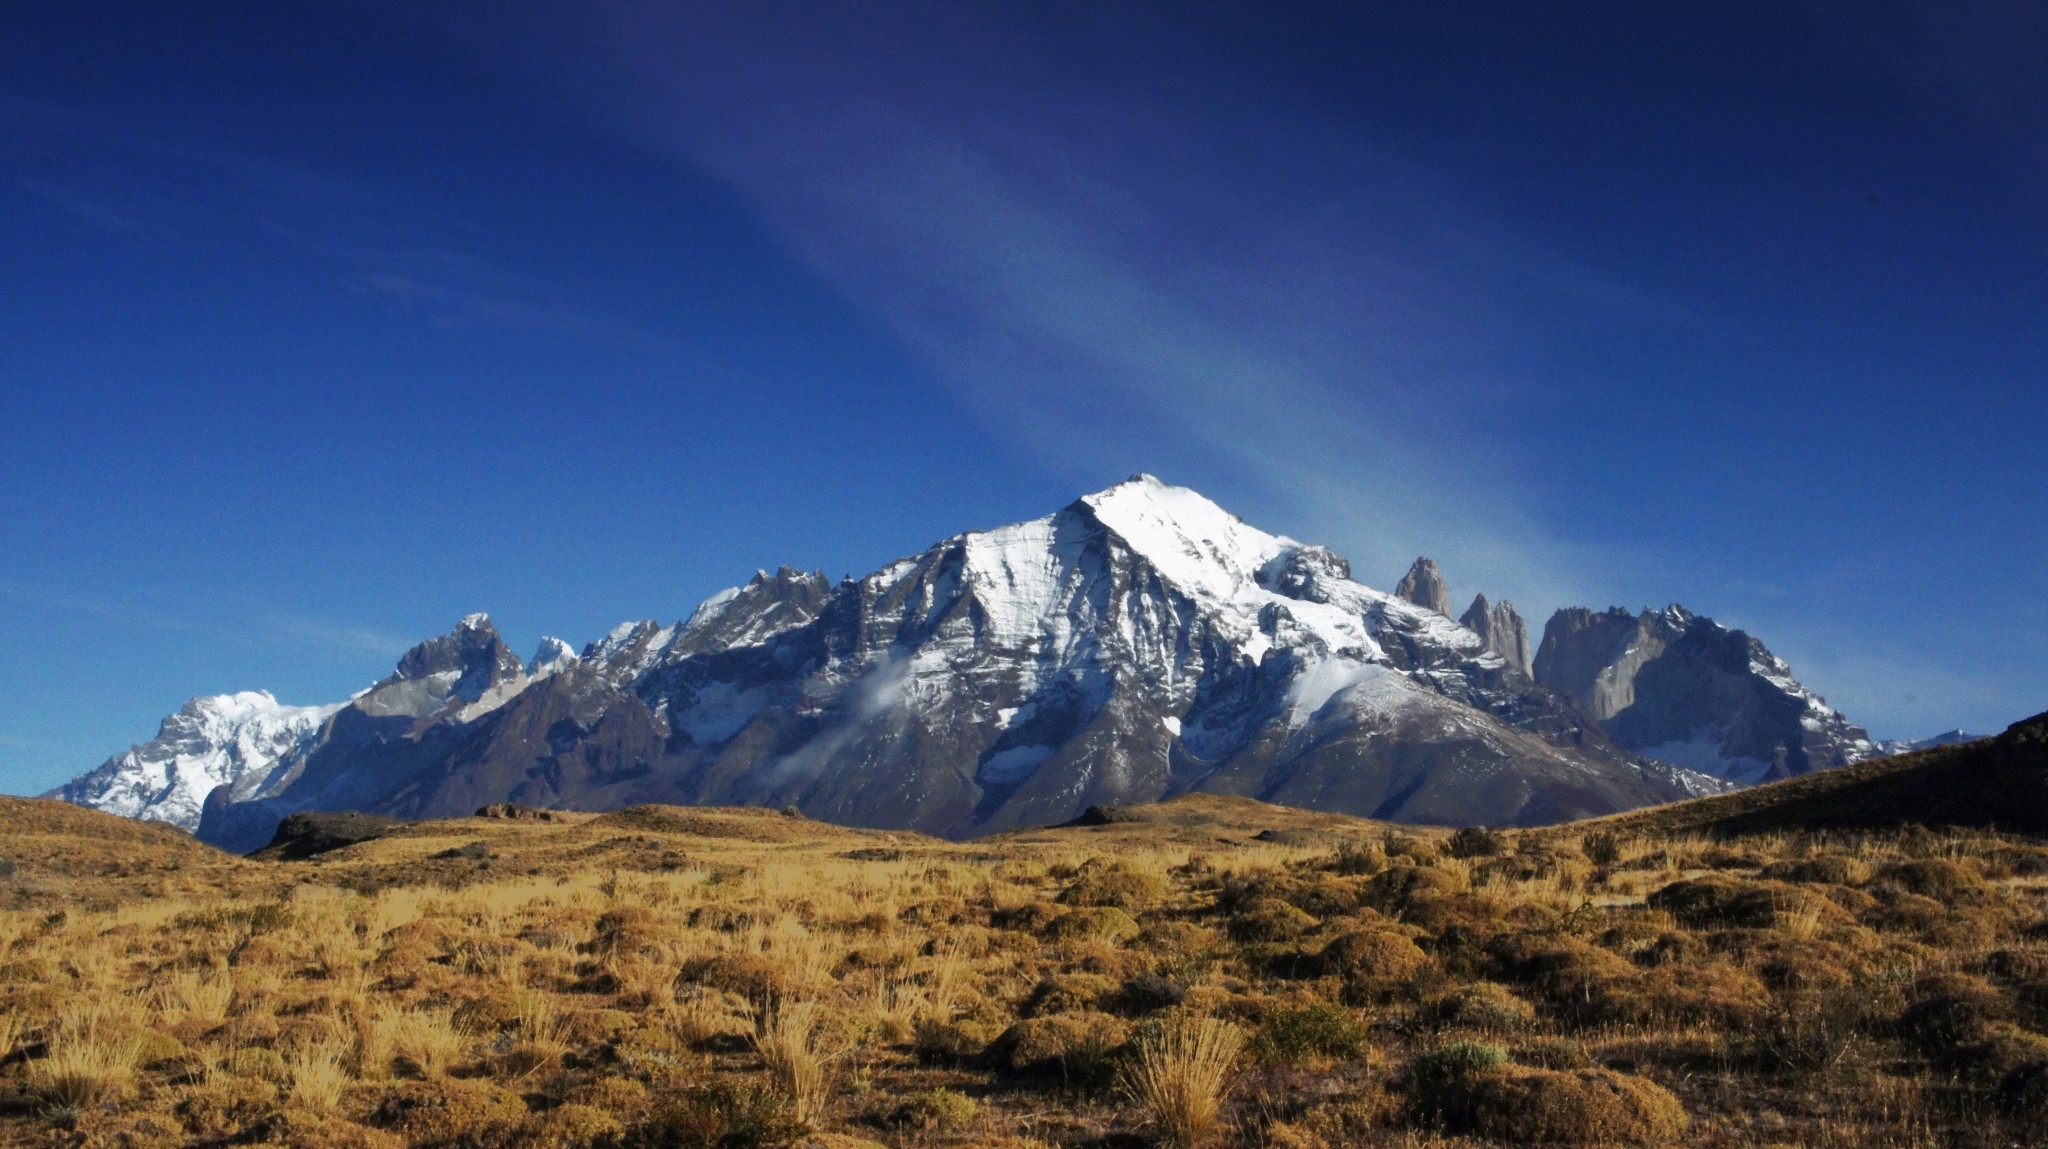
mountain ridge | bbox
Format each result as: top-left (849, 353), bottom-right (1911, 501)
top-left (53, 476), bottom-right (1922, 845)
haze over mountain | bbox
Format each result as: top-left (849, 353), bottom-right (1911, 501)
top-left (56, 477), bottom-right (1951, 848)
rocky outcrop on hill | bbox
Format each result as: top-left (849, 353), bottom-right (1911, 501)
top-left (1533, 605), bottom-right (1881, 783)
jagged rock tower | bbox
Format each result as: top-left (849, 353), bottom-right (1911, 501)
top-left (1393, 557), bottom-right (1451, 616)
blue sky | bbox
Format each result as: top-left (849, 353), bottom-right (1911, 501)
top-left (4, 2), bottom-right (2045, 793)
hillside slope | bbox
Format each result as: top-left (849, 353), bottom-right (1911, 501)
top-left (1595, 708), bottom-right (2048, 837)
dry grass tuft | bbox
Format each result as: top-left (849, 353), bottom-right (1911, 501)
top-left (33, 1009), bottom-right (145, 1111)
top-left (1119, 1014), bottom-right (1246, 1149)
top-left (287, 1038), bottom-right (353, 1110)
top-left (748, 998), bottom-right (844, 1126)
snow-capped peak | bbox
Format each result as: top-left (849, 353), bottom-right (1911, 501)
top-left (458, 612), bottom-right (492, 631)
top-left (528, 637), bottom-right (579, 678)
top-left (48, 690), bottom-right (341, 831)
top-left (1080, 474), bottom-right (1298, 604)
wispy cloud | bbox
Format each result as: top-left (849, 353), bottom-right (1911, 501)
top-left (540, 5), bottom-right (1686, 611)
top-left (7, 97), bottom-right (673, 358)
top-left (18, 178), bottom-right (137, 231)
top-left (0, 579), bottom-right (410, 662)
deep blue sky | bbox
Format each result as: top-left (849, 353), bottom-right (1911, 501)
top-left (4, 2), bottom-right (2045, 792)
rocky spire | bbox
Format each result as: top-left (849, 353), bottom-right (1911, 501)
top-left (1460, 594), bottom-right (1533, 677)
top-left (1394, 557), bottom-right (1451, 616)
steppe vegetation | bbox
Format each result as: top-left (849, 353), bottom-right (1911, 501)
top-left (1, 794), bottom-right (2047, 1147)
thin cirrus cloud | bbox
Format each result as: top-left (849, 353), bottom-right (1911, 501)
top-left (0, 578), bottom-right (410, 662)
top-left (543, 3), bottom-right (1659, 611)
top-left (9, 95), bottom-right (671, 360)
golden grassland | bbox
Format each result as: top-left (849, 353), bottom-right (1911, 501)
top-left (1, 794), bottom-right (2046, 1148)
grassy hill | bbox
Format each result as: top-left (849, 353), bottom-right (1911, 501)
top-left (0, 751), bottom-right (2046, 1147)
top-left (1590, 709), bottom-right (2048, 839)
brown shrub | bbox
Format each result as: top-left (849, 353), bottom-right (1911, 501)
top-left (989, 1011), bottom-right (1129, 1085)
top-left (1429, 1065), bottom-right (1689, 1144)
top-left (1229, 898), bottom-right (1318, 943)
top-left (1359, 864), bottom-right (1465, 917)
top-left (1877, 858), bottom-right (1989, 903)
top-left (369, 1077), bottom-right (527, 1148)
top-left (1610, 961), bottom-right (1772, 1029)
top-left (1425, 981), bottom-right (1535, 1033)
top-left (1647, 877), bottom-right (1811, 928)
top-left (1044, 906), bottom-right (1141, 944)
top-left (1753, 988), bottom-right (1863, 1075)
top-left (1762, 855), bottom-right (1870, 886)
top-left (1058, 861), bottom-right (1164, 911)
top-left (675, 953), bottom-right (787, 1002)
top-left (1317, 927), bottom-right (1434, 1004)
top-left (514, 1102), bottom-right (624, 1148)
top-left (1488, 934), bottom-right (1638, 1015)
top-left (1899, 971), bottom-right (2009, 1051)
top-left (1021, 972), bottom-right (1116, 1018)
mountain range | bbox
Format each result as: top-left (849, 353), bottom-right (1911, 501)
top-left (52, 476), bottom-right (1959, 848)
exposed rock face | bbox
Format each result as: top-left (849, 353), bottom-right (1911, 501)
top-left (1460, 595), bottom-right (1532, 678)
top-left (252, 811), bottom-right (405, 860)
top-left (1394, 557), bottom-right (1452, 616)
top-left (1533, 605), bottom-right (1881, 783)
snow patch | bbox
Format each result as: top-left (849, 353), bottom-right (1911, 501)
top-left (979, 745), bottom-right (1054, 783)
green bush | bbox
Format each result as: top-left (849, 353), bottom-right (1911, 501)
top-left (1252, 1003), bottom-right (1372, 1065)
top-left (1411, 1040), bottom-right (1508, 1082)
top-left (892, 1088), bottom-right (979, 1131)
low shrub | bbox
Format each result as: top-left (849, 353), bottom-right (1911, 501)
top-left (1228, 898), bottom-right (1318, 943)
top-left (988, 1011), bottom-right (1129, 1084)
top-left (1878, 858), bottom-right (1989, 903)
top-left (1022, 973), bottom-right (1116, 1018)
top-left (369, 1076), bottom-right (527, 1148)
top-left (890, 1087), bottom-right (980, 1131)
top-left (1410, 1040), bottom-right (1508, 1084)
top-left (1900, 972), bottom-right (2009, 1051)
top-left (1754, 990), bottom-right (1862, 1075)
top-left (1251, 1002), bottom-right (1372, 1065)
top-left (1447, 1065), bottom-right (1689, 1144)
top-left (1044, 906), bottom-right (1141, 945)
top-left (1425, 982), bottom-right (1534, 1033)
top-left (616, 1079), bottom-right (806, 1149)
top-left (1581, 830), bottom-right (1623, 868)
top-left (1446, 826), bottom-right (1504, 860)
top-left (1762, 855), bottom-right (1870, 886)
top-left (1059, 861), bottom-right (1164, 911)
